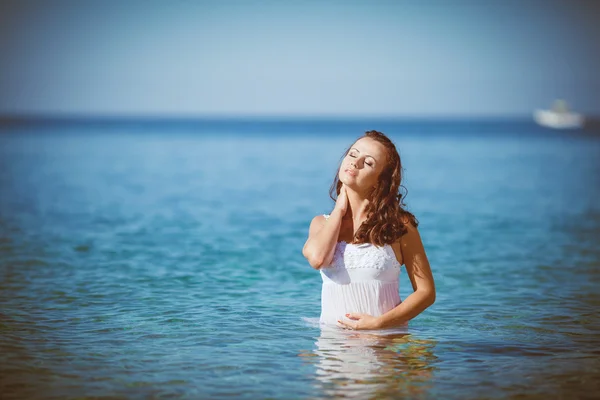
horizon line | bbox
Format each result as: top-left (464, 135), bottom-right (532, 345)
top-left (2, 112), bottom-right (599, 124)
top-left (0, 112), bottom-right (546, 121)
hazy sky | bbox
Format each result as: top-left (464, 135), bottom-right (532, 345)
top-left (1, 0), bottom-right (599, 117)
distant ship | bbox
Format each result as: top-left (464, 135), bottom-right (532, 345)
top-left (534, 99), bottom-right (584, 129)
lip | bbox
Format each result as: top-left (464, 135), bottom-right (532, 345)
top-left (344, 169), bottom-right (357, 177)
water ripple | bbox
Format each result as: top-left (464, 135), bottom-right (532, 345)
top-left (1, 129), bottom-right (599, 399)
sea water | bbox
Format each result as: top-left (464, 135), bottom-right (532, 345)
top-left (1, 119), bottom-right (599, 399)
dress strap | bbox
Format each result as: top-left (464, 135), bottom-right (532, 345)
top-left (323, 214), bottom-right (330, 220)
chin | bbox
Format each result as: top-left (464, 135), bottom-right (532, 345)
top-left (339, 177), bottom-right (356, 188)
top-left (338, 173), bottom-right (350, 186)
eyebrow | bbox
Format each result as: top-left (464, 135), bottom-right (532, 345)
top-left (350, 147), bottom-right (378, 163)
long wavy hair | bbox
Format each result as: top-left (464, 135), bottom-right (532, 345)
top-left (329, 130), bottom-right (418, 246)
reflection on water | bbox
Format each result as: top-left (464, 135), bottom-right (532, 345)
top-left (301, 327), bottom-right (438, 399)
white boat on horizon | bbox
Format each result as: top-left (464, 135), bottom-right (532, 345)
top-left (534, 100), bottom-right (584, 129)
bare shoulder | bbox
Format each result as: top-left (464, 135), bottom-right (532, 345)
top-left (391, 218), bottom-right (422, 265)
top-left (308, 214), bottom-right (327, 236)
top-left (399, 212), bottom-right (415, 227)
top-left (399, 219), bottom-right (423, 247)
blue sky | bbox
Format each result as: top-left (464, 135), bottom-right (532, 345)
top-left (1, 0), bottom-right (599, 117)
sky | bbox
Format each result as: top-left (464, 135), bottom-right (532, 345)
top-left (1, 0), bottom-right (599, 118)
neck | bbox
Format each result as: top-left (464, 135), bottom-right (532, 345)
top-left (344, 186), bottom-right (371, 224)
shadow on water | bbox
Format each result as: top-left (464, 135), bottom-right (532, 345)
top-left (299, 329), bottom-right (438, 399)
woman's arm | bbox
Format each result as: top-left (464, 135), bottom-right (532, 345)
top-left (302, 186), bottom-right (348, 269)
top-left (376, 222), bottom-right (436, 328)
top-left (302, 208), bottom-right (343, 269)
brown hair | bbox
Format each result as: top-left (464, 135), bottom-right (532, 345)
top-left (329, 130), bottom-right (418, 246)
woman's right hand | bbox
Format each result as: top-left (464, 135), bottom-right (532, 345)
top-left (334, 184), bottom-right (349, 216)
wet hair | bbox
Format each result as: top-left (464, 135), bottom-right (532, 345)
top-left (329, 130), bottom-right (418, 246)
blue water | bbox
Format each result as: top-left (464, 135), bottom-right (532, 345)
top-left (1, 120), bottom-right (599, 399)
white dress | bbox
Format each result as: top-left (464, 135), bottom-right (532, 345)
top-left (319, 214), bottom-right (405, 328)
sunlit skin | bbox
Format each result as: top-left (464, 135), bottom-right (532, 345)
top-left (302, 137), bottom-right (436, 330)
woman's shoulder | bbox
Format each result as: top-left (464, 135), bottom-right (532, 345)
top-left (309, 213), bottom-right (328, 226)
top-left (390, 214), bottom-right (420, 264)
top-left (311, 212), bottom-right (334, 221)
top-left (390, 213), bottom-right (419, 247)
top-left (307, 214), bottom-right (328, 237)
top-left (399, 210), bottom-right (418, 228)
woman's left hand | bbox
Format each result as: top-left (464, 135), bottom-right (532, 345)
top-left (337, 313), bottom-right (381, 330)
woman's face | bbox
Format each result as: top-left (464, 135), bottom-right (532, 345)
top-left (338, 137), bottom-right (387, 193)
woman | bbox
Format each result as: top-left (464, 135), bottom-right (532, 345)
top-left (302, 130), bottom-right (436, 330)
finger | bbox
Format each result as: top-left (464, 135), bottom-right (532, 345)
top-left (337, 319), bottom-right (354, 330)
top-left (345, 313), bottom-right (363, 320)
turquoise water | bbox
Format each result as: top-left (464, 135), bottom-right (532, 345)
top-left (1, 120), bottom-right (599, 399)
